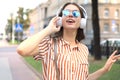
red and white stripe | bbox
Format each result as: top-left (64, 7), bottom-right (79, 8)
top-left (34, 37), bottom-right (89, 80)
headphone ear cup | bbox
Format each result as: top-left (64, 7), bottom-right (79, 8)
top-left (56, 17), bottom-right (62, 26)
top-left (80, 18), bottom-right (87, 29)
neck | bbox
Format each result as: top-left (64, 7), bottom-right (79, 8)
top-left (63, 29), bottom-right (77, 45)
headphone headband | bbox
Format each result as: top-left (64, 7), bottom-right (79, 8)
top-left (79, 5), bottom-right (87, 19)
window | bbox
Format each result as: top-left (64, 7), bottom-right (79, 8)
top-left (104, 8), bottom-right (109, 18)
top-left (44, 7), bottom-right (47, 18)
top-left (115, 24), bottom-right (119, 32)
top-left (84, 0), bottom-right (88, 4)
top-left (112, 23), bottom-right (119, 33)
top-left (103, 23), bottom-right (109, 33)
top-left (104, 0), bottom-right (109, 3)
top-left (111, 0), bottom-right (117, 4)
top-left (118, 24), bottom-right (120, 32)
top-left (115, 9), bottom-right (119, 18)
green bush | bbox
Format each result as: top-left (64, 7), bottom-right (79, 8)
top-left (89, 57), bottom-right (120, 80)
top-left (24, 57), bottom-right (42, 73)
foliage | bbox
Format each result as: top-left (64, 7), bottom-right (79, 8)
top-left (16, 7), bottom-right (30, 30)
top-left (5, 7), bottom-right (31, 42)
top-left (89, 56), bottom-right (120, 80)
top-left (24, 57), bottom-right (42, 73)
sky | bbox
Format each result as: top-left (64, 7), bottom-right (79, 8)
top-left (0, 0), bottom-right (48, 33)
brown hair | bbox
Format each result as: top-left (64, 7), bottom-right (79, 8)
top-left (53, 2), bottom-right (85, 42)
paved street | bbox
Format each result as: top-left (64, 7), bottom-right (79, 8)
top-left (0, 40), bottom-right (42, 80)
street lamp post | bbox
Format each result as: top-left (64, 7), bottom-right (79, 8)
top-left (11, 13), bottom-right (15, 44)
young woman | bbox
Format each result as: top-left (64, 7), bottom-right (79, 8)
top-left (17, 2), bottom-right (120, 80)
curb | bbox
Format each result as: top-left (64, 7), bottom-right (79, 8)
top-left (20, 56), bottom-right (43, 80)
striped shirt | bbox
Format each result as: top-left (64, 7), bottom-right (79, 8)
top-left (34, 37), bottom-right (89, 80)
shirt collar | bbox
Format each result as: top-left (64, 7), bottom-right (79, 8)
top-left (60, 37), bottom-right (80, 51)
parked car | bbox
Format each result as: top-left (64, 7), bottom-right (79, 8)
top-left (100, 38), bottom-right (120, 46)
top-left (100, 38), bottom-right (120, 57)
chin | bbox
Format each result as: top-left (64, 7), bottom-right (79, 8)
top-left (63, 24), bottom-right (79, 29)
top-left (66, 27), bottom-right (78, 30)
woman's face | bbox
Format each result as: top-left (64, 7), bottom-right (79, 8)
top-left (62, 4), bottom-right (81, 30)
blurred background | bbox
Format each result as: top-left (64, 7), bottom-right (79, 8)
top-left (0, 0), bottom-right (120, 59)
top-left (1, 0), bottom-right (120, 59)
top-left (0, 0), bottom-right (120, 43)
top-left (1, 0), bottom-right (120, 65)
top-left (0, 0), bottom-right (120, 80)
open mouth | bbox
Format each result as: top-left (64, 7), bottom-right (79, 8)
top-left (66, 19), bottom-right (75, 24)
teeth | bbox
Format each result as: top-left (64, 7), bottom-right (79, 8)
top-left (68, 19), bottom-right (73, 21)
top-left (66, 19), bottom-right (74, 23)
top-left (68, 20), bottom-right (73, 21)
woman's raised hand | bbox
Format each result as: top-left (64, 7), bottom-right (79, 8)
top-left (47, 16), bottom-right (61, 34)
top-left (103, 50), bottom-right (120, 72)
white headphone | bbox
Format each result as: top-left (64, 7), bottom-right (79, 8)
top-left (79, 5), bottom-right (87, 28)
top-left (56, 4), bottom-right (87, 29)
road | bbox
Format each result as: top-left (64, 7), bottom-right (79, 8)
top-left (0, 40), bottom-right (42, 80)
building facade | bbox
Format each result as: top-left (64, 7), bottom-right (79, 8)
top-left (28, 0), bottom-right (120, 45)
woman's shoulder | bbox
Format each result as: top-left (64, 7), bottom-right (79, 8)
top-left (78, 42), bottom-right (89, 52)
top-left (79, 42), bottom-right (88, 49)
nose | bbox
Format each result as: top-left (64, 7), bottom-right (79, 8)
top-left (68, 12), bottom-right (73, 17)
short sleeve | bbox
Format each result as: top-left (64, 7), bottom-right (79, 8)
top-left (33, 36), bottom-right (51, 60)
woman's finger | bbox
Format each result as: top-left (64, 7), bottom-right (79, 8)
top-left (113, 54), bottom-right (120, 60)
top-left (110, 50), bottom-right (118, 57)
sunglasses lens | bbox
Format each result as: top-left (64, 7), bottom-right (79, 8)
top-left (62, 10), bottom-right (80, 17)
top-left (62, 10), bottom-right (69, 16)
top-left (72, 11), bottom-right (80, 17)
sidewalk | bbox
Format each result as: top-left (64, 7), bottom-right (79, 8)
top-left (0, 39), bottom-right (10, 47)
top-left (0, 40), bottom-right (43, 80)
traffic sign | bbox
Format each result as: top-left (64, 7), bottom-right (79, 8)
top-left (15, 23), bottom-right (23, 32)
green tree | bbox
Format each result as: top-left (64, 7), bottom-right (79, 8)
top-left (92, 0), bottom-right (101, 60)
top-left (5, 13), bottom-right (14, 41)
top-left (16, 7), bottom-right (30, 30)
top-left (15, 7), bottom-right (30, 42)
top-left (24, 9), bottom-right (31, 30)
top-left (5, 7), bottom-right (30, 42)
